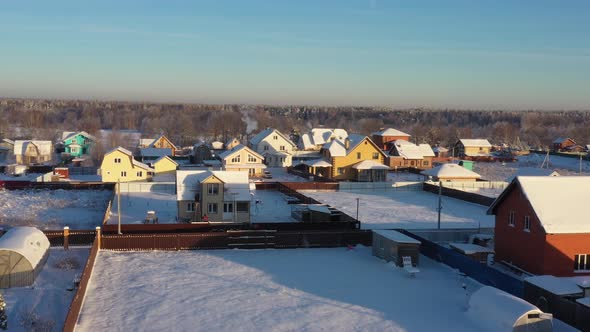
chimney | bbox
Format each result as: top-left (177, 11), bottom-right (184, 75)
top-left (345, 138), bottom-right (350, 150)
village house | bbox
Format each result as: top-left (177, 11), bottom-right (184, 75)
top-left (61, 131), bottom-right (96, 158)
top-left (138, 134), bottom-right (178, 156)
top-left (371, 128), bottom-right (411, 151)
top-left (298, 128), bottom-right (348, 151)
top-left (249, 128), bottom-right (296, 167)
top-left (0, 139), bottom-right (13, 163)
top-left (192, 142), bottom-right (213, 164)
top-left (304, 135), bottom-right (388, 182)
top-left (151, 155), bottom-right (178, 176)
top-left (453, 139), bottom-right (492, 158)
top-left (421, 163), bottom-right (481, 182)
top-left (13, 140), bottom-right (53, 165)
top-left (224, 138), bottom-right (241, 150)
top-left (176, 170), bottom-right (251, 223)
top-left (552, 137), bottom-right (577, 152)
top-left (219, 144), bottom-right (266, 177)
top-left (488, 176), bottom-right (590, 276)
top-left (100, 146), bottom-right (154, 183)
top-left (386, 140), bottom-right (434, 170)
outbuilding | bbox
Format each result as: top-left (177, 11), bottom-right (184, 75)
top-left (468, 286), bottom-right (553, 332)
top-left (372, 230), bottom-right (421, 267)
top-left (0, 227), bottom-right (50, 288)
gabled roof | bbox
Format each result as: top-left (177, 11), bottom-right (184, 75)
top-left (249, 128), bottom-right (296, 147)
top-left (389, 140), bottom-right (434, 159)
top-left (219, 144), bottom-right (264, 161)
top-left (323, 135), bottom-right (386, 159)
top-left (458, 139), bottom-right (492, 148)
top-left (176, 170), bottom-right (251, 201)
top-left (371, 128), bottom-right (410, 137)
top-left (351, 160), bottom-right (390, 170)
top-left (140, 148), bottom-right (173, 158)
top-left (13, 140), bottom-right (53, 156)
top-left (153, 155), bottom-right (178, 166)
top-left (432, 146), bottom-right (449, 153)
top-left (140, 135), bottom-right (177, 149)
top-left (324, 139), bottom-right (347, 157)
top-left (105, 146), bottom-right (153, 171)
top-left (61, 131), bottom-right (96, 142)
top-left (421, 163), bottom-right (481, 179)
top-left (299, 128), bottom-right (348, 150)
top-left (303, 159), bottom-right (332, 167)
top-left (553, 137), bottom-right (574, 144)
top-left (488, 176), bottom-right (590, 234)
top-left (2, 139), bottom-right (14, 145)
top-left (225, 138), bottom-right (240, 148)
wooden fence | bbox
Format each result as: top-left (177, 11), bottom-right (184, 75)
top-left (62, 234), bottom-right (100, 332)
top-left (44, 229), bottom-right (97, 247)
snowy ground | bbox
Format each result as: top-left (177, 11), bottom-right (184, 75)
top-left (4, 248), bottom-right (89, 332)
top-left (108, 192), bottom-right (178, 224)
top-left (77, 247), bottom-right (486, 332)
top-left (0, 189), bottom-right (112, 230)
top-left (250, 190), bottom-right (297, 223)
top-left (387, 170), bottom-right (425, 182)
top-left (300, 189), bottom-right (494, 230)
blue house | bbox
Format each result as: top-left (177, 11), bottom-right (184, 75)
top-left (61, 131), bottom-right (96, 157)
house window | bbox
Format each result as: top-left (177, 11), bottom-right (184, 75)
top-left (231, 155), bottom-right (241, 163)
top-left (237, 202), bottom-right (248, 213)
top-left (137, 171), bottom-right (143, 177)
top-left (372, 152), bottom-right (379, 160)
top-left (280, 145), bottom-right (285, 151)
top-left (574, 254), bottom-right (590, 272)
top-left (423, 161), bottom-right (429, 166)
top-left (273, 135), bottom-right (278, 140)
top-left (524, 216), bottom-right (531, 231)
top-left (264, 145), bottom-right (269, 151)
top-left (509, 210), bottom-right (515, 227)
top-left (357, 152), bottom-right (361, 159)
top-left (249, 168), bottom-right (255, 176)
top-left (411, 160), bottom-right (415, 166)
top-left (187, 202), bottom-right (195, 212)
top-left (223, 203), bottom-right (233, 213)
top-left (207, 183), bottom-right (219, 195)
top-left (337, 167), bottom-right (345, 175)
top-left (120, 171), bottom-right (127, 177)
top-left (248, 154), bottom-right (257, 162)
top-left (207, 203), bottom-right (218, 214)
top-left (114, 158), bottom-right (121, 163)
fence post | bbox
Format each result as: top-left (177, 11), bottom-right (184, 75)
top-left (95, 226), bottom-right (101, 249)
top-left (63, 226), bottom-right (70, 250)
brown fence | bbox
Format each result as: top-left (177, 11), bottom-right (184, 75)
top-left (62, 234), bottom-right (100, 332)
top-left (43, 229), bottom-right (97, 247)
top-left (422, 182), bottom-right (494, 206)
top-left (0, 181), bottom-right (114, 190)
top-left (101, 230), bottom-right (372, 251)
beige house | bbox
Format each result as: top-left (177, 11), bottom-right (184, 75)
top-left (152, 155), bottom-right (178, 175)
top-left (454, 139), bottom-right (492, 158)
top-left (176, 170), bottom-right (251, 223)
top-left (249, 128), bottom-right (296, 167)
top-left (225, 138), bottom-right (241, 150)
top-left (100, 147), bottom-right (154, 183)
top-left (13, 140), bottom-right (53, 165)
top-left (219, 145), bottom-right (266, 177)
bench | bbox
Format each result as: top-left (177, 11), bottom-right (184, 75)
top-left (402, 256), bottom-right (420, 278)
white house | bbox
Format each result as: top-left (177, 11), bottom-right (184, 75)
top-left (298, 128), bottom-right (348, 151)
top-left (249, 128), bottom-right (296, 167)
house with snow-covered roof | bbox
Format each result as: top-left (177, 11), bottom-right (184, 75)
top-left (302, 135), bottom-right (388, 181)
top-left (421, 163), bottom-right (481, 182)
top-left (488, 176), bottom-right (590, 276)
top-left (298, 128), bottom-right (348, 151)
top-left (138, 134), bottom-right (178, 156)
top-left (13, 140), bottom-right (53, 165)
top-left (219, 144), bottom-right (266, 177)
top-left (552, 137), bottom-right (577, 152)
top-left (387, 140), bottom-right (435, 169)
top-left (176, 170), bottom-right (251, 223)
top-left (61, 131), bottom-right (96, 157)
top-left (371, 128), bottom-right (411, 151)
top-left (249, 128), bottom-right (296, 167)
top-left (453, 139), bottom-right (492, 158)
top-left (100, 146), bottom-right (154, 183)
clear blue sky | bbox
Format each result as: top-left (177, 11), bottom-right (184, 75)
top-left (1, 0), bottom-right (589, 109)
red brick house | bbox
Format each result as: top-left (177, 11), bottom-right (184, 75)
top-left (371, 128), bottom-right (410, 151)
top-left (488, 176), bottom-right (590, 277)
top-left (552, 137), bottom-right (576, 152)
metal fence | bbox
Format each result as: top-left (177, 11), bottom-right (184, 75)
top-left (422, 182), bottom-right (495, 207)
top-left (399, 229), bottom-right (524, 297)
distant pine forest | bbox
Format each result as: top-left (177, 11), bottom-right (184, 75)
top-left (1, 98), bottom-right (589, 150)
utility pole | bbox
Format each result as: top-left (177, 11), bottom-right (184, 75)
top-left (117, 178), bottom-right (122, 235)
top-left (356, 197), bottom-right (360, 222)
top-left (437, 181), bottom-right (442, 230)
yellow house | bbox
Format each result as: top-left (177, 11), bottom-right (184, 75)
top-left (219, 144), bottom-right (266, 177)
top-left (308, 135), bottom-right (388, 182)
top-left (100, 147), bottom-right (154, 183)
top-left (153, 155), bottom-right (178, 175)
top-left (454, 139), bottom-right (492, 158)
top-left (176, 170), bottom-right (251, 223)
top-left (139, 135), bottom-right (178, 155)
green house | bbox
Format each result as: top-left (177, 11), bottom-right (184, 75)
top-left (61, 131), bottom-right (96, 157)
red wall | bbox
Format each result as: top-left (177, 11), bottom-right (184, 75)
top-left (372, 135), bottom-right (410, 151)
top-left (545, 234), bottom-right (590, 276)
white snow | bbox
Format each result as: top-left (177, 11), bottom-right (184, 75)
top-left (76, 247), bottom-right (484, 332)
top-left (108, 192), bottom-right (178, 224)
top-left (0, 227), bottom-right (49, 268)
top-left (576, 297), bottom-right (590, 307)
top-left (4, 248), bottom-right (89, 332)
top-left (422, 164), bottom-right (481, 179)
top-left (525, 275), bottom-right (584, 296)
top-left (301, 189), bottom-right (494, 230)
top-left (449, 243), bottom-right (494, 255)
top-left (250, 190), bottom-right (297, 223)
top-left (0, 189), bottom-right (112, 230)
top-left (373, 230), bottom-right (421, 244)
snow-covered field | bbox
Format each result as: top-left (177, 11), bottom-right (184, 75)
top-left (251, 190), bottom-right (297, 223)
top-left (301, 189), bottom-right (494, 230)
top-left (5, 248), bottom-right (89, 332)
top-left (0, 189), bottom-right (112, 230)
top-left (108, 192), bottom-right (178, 224)
top-left (77, 247), bottom-right (486, 332)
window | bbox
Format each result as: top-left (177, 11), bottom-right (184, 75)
top-left (249, 168), bottom-right (255, 176)
top-left (223, 203), bottom-right (233, 213)
top-left (411, 160), bottom-right (415, 166)
top-left (524, 216), bottom-right (530, 231)
top-left (423, 161), bottom-right (429, 166)
top-left (264, 145), bottom-right (269, 151)
top-left (187, 202), bottom-right (195, 212)
top-left (356, 152), bottom-right (361, 159)
top-left (337, 167), bottom-right (345, 175)
top-left (114, 158), bottom-right (121, 163)
top-left (372, 152), bottom-right (379, 160)
top-left (207, 203), bottom-right (218, 214)
top-left (120, 171), bottom-right (127, 177)
top-left (207, 183), bottom-right (219, 195)
top-left (574, 254), bottom-right (590, 272)
top-left (280, 145), bottom-right (285, 151)
top-left (248, 154), bottom-right (257, 162)
top-left (137, 171), bottom-right (143, 177)
top-left (237, 202), bottom-right (249, 213)
top-left (509, 210), bottom-right (515, 227)
top-left (273, 135), bottom-right (278, 140)
top-left (231, 155), bottom-right (241, 163)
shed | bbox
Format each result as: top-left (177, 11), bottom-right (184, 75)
top-left (449, 242), bottom-right (494, 264)
top-left (0, 227), bottom-right (50, 288)
top-left (468, 286), bottom-right (553, 332)
top-left (372, 230), bottom-right (421, 267)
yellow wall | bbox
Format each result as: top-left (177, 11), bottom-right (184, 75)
top-left (331, 138), bottom-right (385, 180)
top-left (201, 176), bottom-right (224, 221)
top-left (154, 157), bottom-right (177, 175)
top-left (152, 136), bottom-right (176, 150)
top-left (463, 146), bottom-right (491, 156)
top-left (100, 149), bottom-right (151, 183)
top-left (223, 147), bottom-right (265, 176)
